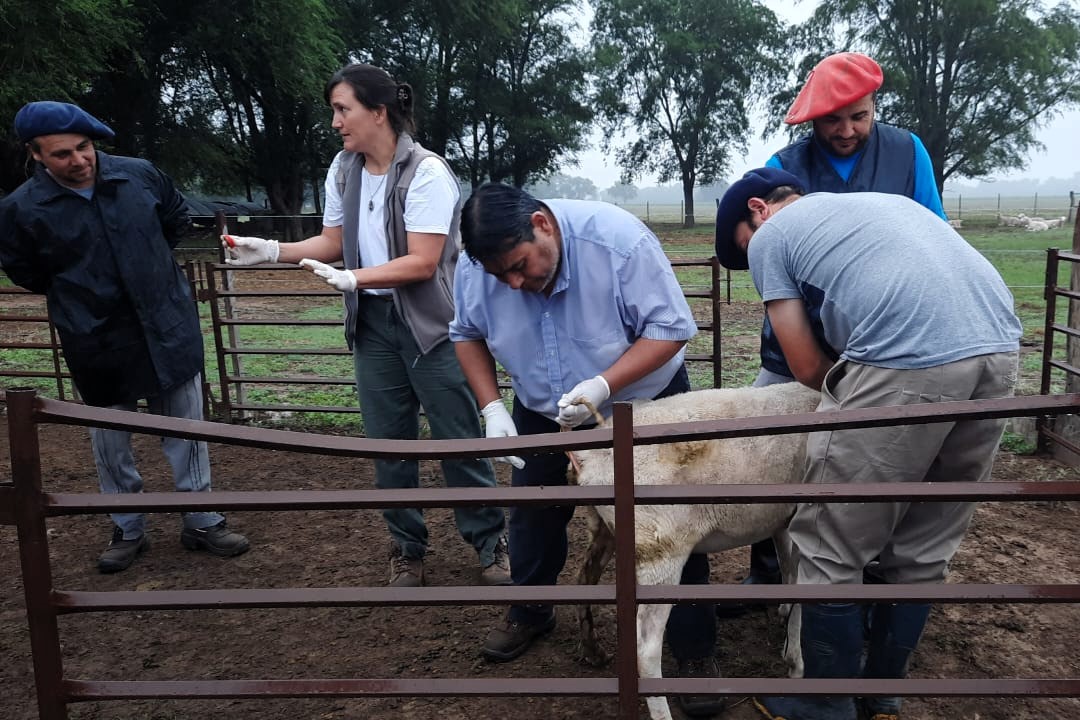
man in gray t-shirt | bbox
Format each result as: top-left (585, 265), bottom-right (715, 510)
top-left (715, 167), bottom-right (1021, 720)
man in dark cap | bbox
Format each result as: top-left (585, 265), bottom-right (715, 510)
top-left (733, 52), bottom-right (949, 591)
top-left (715, 168), bottom-right (1021, 720)
top-left (0, 101), bottom-right (249, 573)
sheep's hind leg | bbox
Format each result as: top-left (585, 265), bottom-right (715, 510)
top-left (576, 506), bottom-right (616, 666)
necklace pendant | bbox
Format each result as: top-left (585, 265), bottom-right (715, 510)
top-left (368, 199), bottom-right (374, 211)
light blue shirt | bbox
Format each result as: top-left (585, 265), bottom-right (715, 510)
top-left (766, 133), bottom-right (945, 220)
top-left (450, 199), bottom-right (697, 420)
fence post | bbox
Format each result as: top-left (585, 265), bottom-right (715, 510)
top-left (8, 389), bottom-right (69, 720)
top-left (204, 266), bottom-right (235, 421)
top-left (958, 193), bottom-right (963, 219)
top-left (1039, 249), bottom-right (1060, 453)
top-left (1070, 191), bottom-right (1075, 223)
top-left (711, 257), bottom-right (722, 388)
top-left (611, 401), bottom-right (640, 719)
top-left (214, 212), bottom-right (246, 417)
top-left (1034, 192), bottom-right (1039, 216)
top-left (646, 202), bottom-right (650, 224)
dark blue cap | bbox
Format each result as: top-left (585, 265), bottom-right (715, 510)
top-left (714, 167), bottom-right (804, 270)
top-left (14, 101), bottom-right (114, 144)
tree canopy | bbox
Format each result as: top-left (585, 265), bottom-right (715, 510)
top-left (2, 0), bottom-right (1076, 214)
top-left (591, 0), bottom-right (786, 227)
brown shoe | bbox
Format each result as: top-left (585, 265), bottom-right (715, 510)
top-left (676, 656), bottom-right (726, 717)
top-left (388, 544), bottom-right (423, 587)
top-left (480, 535), bottom-right (511, 586)
top-left (481, 611), bottom-right (556, 662)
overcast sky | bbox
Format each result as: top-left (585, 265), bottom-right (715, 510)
top-left (570, 0), bottom-right (1080, 189)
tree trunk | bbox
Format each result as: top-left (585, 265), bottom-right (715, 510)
top-left (682, 177), bottom-right (696, 229)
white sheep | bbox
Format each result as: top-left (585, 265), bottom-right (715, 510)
top-left (947, 218), bottom-right (963, 229)
top-left (1045, 216), bottom-right (1067, 229)
top-left (998, 214), bottom-right (1028, 227)
top-left (572, 382), bottom-right (820, 720)
top-left (1027, 219), bottom-right (1050, 232)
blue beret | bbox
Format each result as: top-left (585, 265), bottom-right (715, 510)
top-left (14, 101), bottom-right (114, 144)
top-left (714, 167), bottom-right (804, 270)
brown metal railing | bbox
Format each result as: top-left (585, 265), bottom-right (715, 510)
top-left (203, 256), bottom-right (726, 420)
top-left (1040, 242), bottom-right (1080, 456)
top-left (5, 387), bottom-right (1080, 718)
top-left (0, 287), bottom-right (72, 400)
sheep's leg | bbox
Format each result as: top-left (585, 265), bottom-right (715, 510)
top-left (773, 527), bottom-right (804, 678)
top-left (576, 506), bottom-right (616, 666)
top-left (637, 553), bottom-right (689, 720)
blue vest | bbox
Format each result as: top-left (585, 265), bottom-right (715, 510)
top-left (774, 122), bottom-right (916, 195)
top-left (763, 122), bottom-right (915, 377)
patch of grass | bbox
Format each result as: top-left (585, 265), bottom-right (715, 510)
top-left (1000, 430), bottom-right (1038, 455)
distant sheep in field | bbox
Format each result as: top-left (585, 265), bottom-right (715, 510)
top-left (572, 382), bottom-right (821, 720)
top-left (947, 218), bottom-right (963, 229)
top-left (1045, 216), bottom-right (1067, 229)
top-left (998, 213), bottom-right (1029, 228)
top-left (1027, 219), bottom-right (1050, 232)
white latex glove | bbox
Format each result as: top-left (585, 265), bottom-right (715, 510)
top-left (299, 258), bottom-right (358, 292)
top-left (481, 399), bottom-right (526, 469)
top-left (222, 235), bottom-right (279, 265)
top-left (557, 375), bottom-right (610, 428)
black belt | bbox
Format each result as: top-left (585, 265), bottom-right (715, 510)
top-left (361, 293), bottom-right (393, 302)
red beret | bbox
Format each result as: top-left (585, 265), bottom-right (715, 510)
top-left (784, 52), bottom-right (883, 125)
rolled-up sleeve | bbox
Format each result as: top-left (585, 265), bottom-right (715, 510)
top-left (617, 231), bottom-right (697, 342)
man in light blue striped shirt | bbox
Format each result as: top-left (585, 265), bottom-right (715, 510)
top-left (450, 183), bottom-right (725, 716)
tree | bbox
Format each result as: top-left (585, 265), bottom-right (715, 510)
top-left (527, 173), bottom-right (598, 199)
top-left (789, 0), bottom-right (1080, 190)
top-left (181, 0), bottom-right (348, 239)
top-left (450, 0), bottom-right (594, 187)
top-left (591, 0), bottom-right (786, 227)
top-left (603, 181), bottom-right (638, 204)
top-left (346, 0), bottom-right (593, 189)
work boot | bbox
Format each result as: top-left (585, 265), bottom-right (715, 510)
top-left (860, 602), bottom-right (931, 718)
top-left (98, 526), bottom-right (149, 573)
top-left (387, 543), bottom-right (424, 587)
top-left (754, 603), bottom-right (862, 720)
top-left (480, 535), bottom-right (511, 586)
top-left (675, 655), bottom-right (727, 717)
top-left (481, 611), bottom-right (556, 662)
top-left (180, 520), bottom-right (250, 557)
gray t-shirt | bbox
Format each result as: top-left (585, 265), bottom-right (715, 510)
top-left (748, 192), bottom-right (1022, 369)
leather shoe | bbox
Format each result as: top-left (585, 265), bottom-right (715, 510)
top-left (676, 656), bottom-right (726, 717)
top-left (481, 612), bottom-right (556, 662)
top-left (98, 526), bottom-right (149, 573)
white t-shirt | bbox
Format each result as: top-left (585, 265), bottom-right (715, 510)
top-left (322, 153), bottom-right (460, 295)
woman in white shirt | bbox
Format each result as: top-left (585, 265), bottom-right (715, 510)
top-left (223, 63), bottom-right (508, 590)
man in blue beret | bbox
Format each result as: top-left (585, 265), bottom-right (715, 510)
top-left (715, 169), bottom-right (1021, 720)
top-left (0, 101), bottom-right (249, 572)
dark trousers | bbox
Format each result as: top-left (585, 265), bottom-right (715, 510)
top-left (507, 365), bottom-right (716, 659)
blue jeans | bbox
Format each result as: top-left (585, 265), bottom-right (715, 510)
top-left (90, 373), bottom-right (222, 539)
top-left (353, 294), bottom-right (505, 566)
top-left (507, 365), bottom-right (716, 659)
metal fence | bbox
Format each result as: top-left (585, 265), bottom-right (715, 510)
top-left (5, 387), bottom-right (1080, 719)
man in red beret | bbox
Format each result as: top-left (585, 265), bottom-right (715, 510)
top-left (726, 52), bottom-right (950, 601)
